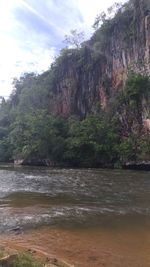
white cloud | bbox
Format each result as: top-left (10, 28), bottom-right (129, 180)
top-left (0, 44), bottom-right (56, 97)
top-left (0, 0), bottom-right (127, 98)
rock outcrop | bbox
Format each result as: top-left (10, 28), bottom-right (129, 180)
top-left (49, 0), bottom-right (150, 121)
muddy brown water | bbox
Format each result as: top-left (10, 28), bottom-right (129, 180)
top-left (0, 164), bottom-right (150, 266)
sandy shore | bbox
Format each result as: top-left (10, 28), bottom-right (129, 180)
top-left (0, 225), bottom-right (150, 267)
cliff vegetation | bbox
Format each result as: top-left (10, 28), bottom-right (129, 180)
top-left (0, 0), bottom-right (150, 168)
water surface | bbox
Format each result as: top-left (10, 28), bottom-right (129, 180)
top-left (0, 164), bottom-right (150, 232)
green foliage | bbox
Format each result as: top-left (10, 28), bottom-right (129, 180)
top-left (114, 73), bottom-right (150, 163)
top-left (64, 115), bottom-right (119, 167)
top-left (0, 69), bottom-right (150, 167)
top-left (0, 0), bottom-right (150, 171)
top-left (11, 72), bottom-right (51, 113)
top-left (91, 0), bottom-right (142, 53)
top-left (63, 29), bottom-right (85, 49)
top-left (0, 139), bottom-right (12, 162)
top-left (8, 110), bottom-right (68, 163)
top-left (14, 253), bottom-right (44, 267)
top-left (119, 133), bottom-right (150, 163)
top-left (124, 73), bottom-right (150, 101)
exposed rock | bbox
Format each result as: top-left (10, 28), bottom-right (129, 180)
top-left (14, 158), bottom-right (57, 167)
top-left (14, 159), bottom-right (24, 165)
top-left (123, 161), bottom-right (150, 170)
top-left (10, 227), bottom-right (22, 235)
top-left (143, 119), bottom-right (150, 131)
top-left (49, 0), bottom-right (150, 123)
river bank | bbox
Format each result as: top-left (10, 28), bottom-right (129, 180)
top-left (0, 166), bottom-right (150, 266)
top-left (0, 225), bottom-right (150, 267)
top-left (3, 158), bottom-right (150, 171)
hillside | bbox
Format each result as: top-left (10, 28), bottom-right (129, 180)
top-left (0, 0), bottom-right (150, 168)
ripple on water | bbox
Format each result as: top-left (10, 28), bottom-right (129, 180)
top-left (0, 167), bottom-right (150, 231)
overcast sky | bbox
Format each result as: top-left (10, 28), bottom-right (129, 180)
top-left (0, 0), bottom-right (127, 98)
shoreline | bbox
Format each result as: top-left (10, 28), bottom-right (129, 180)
top-left (1, 161), bottom-right (150, 171)
top-left (0, 225), bottom-right (150, 267)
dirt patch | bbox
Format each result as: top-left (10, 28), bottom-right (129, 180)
top-left (0, 226), bottom-right (150, 267)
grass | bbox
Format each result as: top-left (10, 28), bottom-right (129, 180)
top-left (14, 253), bottom-right (44, 267)
top-left (0, 251), bottom-right (4, 259)
top-left (0, 252), bottom-right (44, 267)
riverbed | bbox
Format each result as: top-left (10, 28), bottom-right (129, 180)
top-left (0, 165), bottom-right (150, 266)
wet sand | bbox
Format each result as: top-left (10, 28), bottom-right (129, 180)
top-left (0, 225), bottom-right (150, 267)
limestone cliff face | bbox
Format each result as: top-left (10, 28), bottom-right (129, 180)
top-left (49, 49), bottom-right (104, 117)
top-left (49, 0), bottom-right (150, 119)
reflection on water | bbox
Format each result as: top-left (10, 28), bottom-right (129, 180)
top-left (0, 164), bottom-right (150, 232)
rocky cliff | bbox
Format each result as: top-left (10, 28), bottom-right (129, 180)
top-left (49, 0), bottom-right (150, 123)
top-left (0, 0), bottom-right (150, 167)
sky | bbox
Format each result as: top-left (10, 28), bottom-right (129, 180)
top-left (0, 0), bottom-right (127, 98)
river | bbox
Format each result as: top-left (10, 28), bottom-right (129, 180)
top-left (0, 164), bottom-right (150, 231)
top-left (0, 165), bottom-right (150, 266)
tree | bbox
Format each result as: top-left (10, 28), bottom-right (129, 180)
top-left (0, 96), bottom-right (5, 106)
top-left (92, 2), bottom-right (125, 30)
top-left (93, 12), bottom-right (107, 30)
top-left (63, 29), bottom-right (85, 49)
